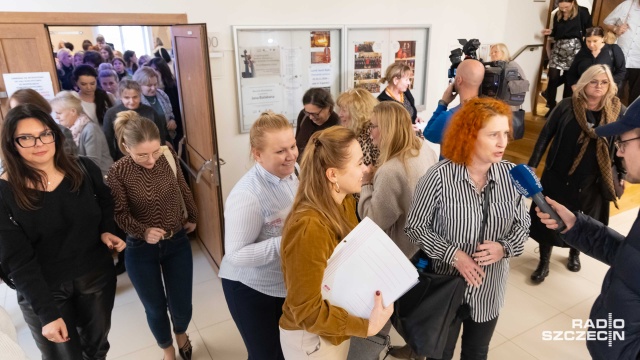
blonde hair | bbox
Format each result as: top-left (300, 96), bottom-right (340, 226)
top-left (49, 91), bottom-right (84, 116)
top-left (114, 111), bottom-right (160, 154)
top-left (132, 66), bottom-right (159, 86)
top-left (249, 111), bottom-right (293, 155)
top-left (573, 64), bottom-right (618, 109)
top-left (373, 102), bottom-right (421, 166)
top-left (336, 88), bottom-right (379, 135)
top-left (490, 43), bottom-right (511, 61)
top-left (284, 126), bottom-right (357, 239)
top-left (380, 63), bottom-right (412, 85)
top-left (57, 48), bottom-right (71, 60)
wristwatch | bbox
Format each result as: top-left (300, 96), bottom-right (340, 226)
top-left (438, 99), bottom-right (448, 107)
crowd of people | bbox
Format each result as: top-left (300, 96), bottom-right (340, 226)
top-left (2, 2), bottom-right (640, 358)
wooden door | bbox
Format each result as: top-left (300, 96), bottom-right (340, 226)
top-left (592, 0), bottom-right (626, 26)
top-left (0, 24), bottom-right (59, 120)
top-left (171, 24), bottom-right (225, 269)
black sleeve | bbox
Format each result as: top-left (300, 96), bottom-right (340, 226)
top-left (79, 157), bottom-right (115, 235)
top-left (565, 49), bottom-right (584, 88)
top-left (102, 109), bottom-right (117, 160)
top-left (0, 188), bottom-right (61, 326)
top-left (405, 90), bottom-right (417, 123)
top-left (528, 101), bottom-right (565, 167)
top-left (580, 7), bottom-right (592, 36)
top-left (154, 109), bottom-right (168, 145)
top-left (563, 212), bottom-right (624, 266)
top-left (550, 16), bottom-right (558, 38)
top-left (612, 45), bottom-right (627, 86)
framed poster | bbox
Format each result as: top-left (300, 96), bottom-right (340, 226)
top-left (345, 26), bottom-right (430, 108)
top-left (233, 26), bottom-right (343, 133)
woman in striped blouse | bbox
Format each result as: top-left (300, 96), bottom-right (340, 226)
top-left (218, 112), bottom-right (298, 359)
top-left (405, 98), bottom-right (530, 360)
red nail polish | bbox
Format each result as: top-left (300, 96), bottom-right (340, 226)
top-left (376, 290), bottom-right (380, 296)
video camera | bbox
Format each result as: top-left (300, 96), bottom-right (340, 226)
top-left (448, 38), bottom-right (526, 106)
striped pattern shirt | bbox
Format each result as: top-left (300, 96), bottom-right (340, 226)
top-left (218, 163), bottom-right (298, 298)
top-left (405, 160), bottom-right (530, 322)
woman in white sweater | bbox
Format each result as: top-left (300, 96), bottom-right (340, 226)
top-left (359, 101), bottom-right (438, 258)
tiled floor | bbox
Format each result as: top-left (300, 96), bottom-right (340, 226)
top-left (1, 206), bottom-right (637, 359)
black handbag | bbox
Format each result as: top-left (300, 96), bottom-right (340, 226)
top-left (512, 109), bottom-right (525, 140)
top-left (392, 183), bottom-right (493, 358)
top-left (347, 333), bottom-right (391, 360)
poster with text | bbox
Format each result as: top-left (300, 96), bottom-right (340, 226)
top-left (353, 41), bottom-right (382, 94)
top-left (238, 47), bottom-right (281, 78)
top-left (393, 41), bottom-right (416, 89)
top-left (241, 84), bottom-right (284, 120)
top-left (3, 72), bottom-right (55, 100)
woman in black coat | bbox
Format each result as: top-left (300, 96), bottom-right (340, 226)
top-left (566, 26), bottom-right (626, 93)
top-left (377, 62), bottom-right (418, 123)
top-left (528, 65), bottom-right (624, 284)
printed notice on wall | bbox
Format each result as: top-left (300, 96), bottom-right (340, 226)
top-left (241, 84), bottom-right (284, 119)
top-left (309, 64), bottom-right (332, 88)
top-left (3, 72), bottom-right (55, 100)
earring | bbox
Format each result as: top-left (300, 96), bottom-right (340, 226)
top-left (334, 181), bottom-right (341, 193)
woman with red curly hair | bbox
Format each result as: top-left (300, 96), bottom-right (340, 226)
top-left (405, 97), bottom-right (530, 360)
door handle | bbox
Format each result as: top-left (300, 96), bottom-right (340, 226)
top-left (196, 159), bottom-right (214, 184)
top-left (177, 136), bottom-right (187, 158)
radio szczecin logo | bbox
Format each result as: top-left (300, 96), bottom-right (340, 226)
top-left (542, 314), bottom-right (624, 347)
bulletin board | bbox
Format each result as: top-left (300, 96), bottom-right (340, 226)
top-left (233, 26), bottom-right (343, 133)
top-left (345, 26), bottom-right (430, 108)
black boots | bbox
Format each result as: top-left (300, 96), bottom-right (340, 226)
top-left (567, 248), bottom-right (581, 272)
top-left (388, 344), bottom-right (425, 360)
top-left (531, 244), bottom-right (552, 284)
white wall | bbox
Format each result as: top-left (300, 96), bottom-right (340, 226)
top-left (2, 0), bottom-right (549, 201)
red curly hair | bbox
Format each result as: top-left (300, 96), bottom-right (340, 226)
top-left (441, 97), bottom-right (512, 165)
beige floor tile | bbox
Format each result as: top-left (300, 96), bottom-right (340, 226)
top-left (16, 325), bottom-right (41, 360)
top-left (563, 295), bottom-right (599, 323)
top-left (495, 283), bottom-right (561, 338)
top-left (113, 272), bottom-right (141, 309)
top-left (199, 319), bottom-right (248, 360)
top-left (608, 206), bottom-right (639, 235)
top-left (191, 278), bottom-right (231, 329)
top-left (572, 255), bottom-right (609, 286)
top-left (192, 240), bottom-right (219, 285)
top-left (489, 340), bottom-right (537, 360)
top-left (512, 313), bottom-right (592, 360)
top-left (112, 331), bottom-right (213, 360)
top-left (507, 260), bottom-right (600, 311)
top-left (108, 301), bottom-right (157, 358)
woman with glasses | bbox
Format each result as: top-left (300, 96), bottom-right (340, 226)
top-left (106, 111), bottom-right (198, 360)
top-left (566, 26), bottom-right (626, 93)
top-left (528, 65), bottom-right (624, 283)
top-left (0, 104), bottom-right (125, 360)
top-left (295, 88), bottom-right (340, 157)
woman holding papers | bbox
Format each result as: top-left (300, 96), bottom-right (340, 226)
top-left (280, 126), bottom-right (394, 359)
top-left (219, 112), bottom-right (298, 360)
top-left (528, 65), bottom-right (623, 283)
top-left (405, 98), bottom-right (530, 360)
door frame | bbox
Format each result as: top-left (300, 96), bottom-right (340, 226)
top-left (0, 12), bottom-right (186, 25)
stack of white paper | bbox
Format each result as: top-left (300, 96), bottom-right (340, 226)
top-left (321, 217), bottom-right (419, 319)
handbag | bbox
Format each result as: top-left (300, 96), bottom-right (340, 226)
top-left (512, 109), bottom-right (525, 140)
top-left (392, 183), bottom-right (493, 358)
top-left (605, 6), bottom-right (633, 45)
top-left (347, 333), bottom-right (391, 360)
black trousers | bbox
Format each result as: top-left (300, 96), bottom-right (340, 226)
top-left (627, 68), bottom-right (640, 105)
top-left (18, 264), bottom-right (116, 360)
top-left (221, 278), bottom-right (285, 360)
top-left (432, 315), bottom-right (499, 360)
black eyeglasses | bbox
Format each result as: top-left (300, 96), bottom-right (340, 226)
top-left (614, 136), bottom-right (640, 153)
top-left (304, 108), bottom-right (325, 118)
top-left (14, 130), bottom-right (56, 148)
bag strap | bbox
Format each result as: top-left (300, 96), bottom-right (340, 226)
top-left (479, 181), bottom-right (494, 245)
top-left (162, 146), bottom-right (188, 219)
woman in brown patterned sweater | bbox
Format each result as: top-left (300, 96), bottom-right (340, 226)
top-left (106, 111), bottom-right (197, 360)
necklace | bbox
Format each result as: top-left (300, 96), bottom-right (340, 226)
top-left (471, 173), bottom-right (488, 191)
top-left (149, 97), bottom-right (157, 104)
top-left (386, 88), bottom-right (404, 103)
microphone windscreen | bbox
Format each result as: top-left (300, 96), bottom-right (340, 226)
top-left (509, 164), bottom-right (543, 198)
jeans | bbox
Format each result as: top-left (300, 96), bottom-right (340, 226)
top-left (125, 229), bottom-right (193, 348)
top-left (432, 315), bottom-right (499, 360)
top-left (18, 263), bottom-right (116, 360)
top-left (222, 278), bottom-right (285, 360)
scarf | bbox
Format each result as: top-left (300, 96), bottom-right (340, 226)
top-left (569, 95), bottom-right (621, 208)
top-left (69, 114), bottom-right (92, 146)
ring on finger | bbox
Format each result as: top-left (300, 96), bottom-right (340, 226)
top-left (48, 338), bottom-right (54, 341)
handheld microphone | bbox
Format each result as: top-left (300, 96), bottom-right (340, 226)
top-left (509, 164), bottom-right (566, 233)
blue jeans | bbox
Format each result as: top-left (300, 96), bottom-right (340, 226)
top-left (125, 230), bottom-right (193, 348)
